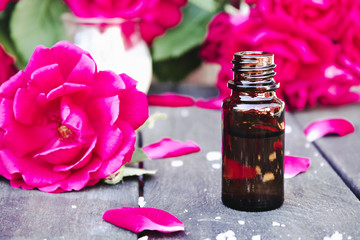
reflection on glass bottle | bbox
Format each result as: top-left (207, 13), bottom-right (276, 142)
top-left (222, 51), bottom-right (285, 211)
top-left (62, 13), bottom-right (152, 93)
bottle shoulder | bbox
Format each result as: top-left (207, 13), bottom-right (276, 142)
top-left (223, 95), bottom-right (285, 111)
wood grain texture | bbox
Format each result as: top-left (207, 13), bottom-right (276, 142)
top-left (141, 106), bottom-right (360, 240)
top-left (0, 179), bottom-right (138, 239)
top-left (294, 103), bottom-right (360, 198)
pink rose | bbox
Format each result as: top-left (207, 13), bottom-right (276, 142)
top-left (63, 0), bottom-right (187, 44)
top-left (247, 0), bottom-right (357, 41)
top-left (341, 15), bottom-right (360, 65)
top-left (0, 44), bottom-right (17, 85)
top-left (0, 41), bottom-right (149, 193)
top-left (202, 13), bottom-right (336, 110)
top-left (200, 13), bottom-right (248, 64)
top-left (0, 0), bottom-right (17, 11)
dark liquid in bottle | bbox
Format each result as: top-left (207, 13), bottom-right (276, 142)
top-left (222, 104), bottom-right (284, 211)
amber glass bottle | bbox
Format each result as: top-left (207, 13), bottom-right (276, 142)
top-left (221, 51), bottom-right (285, 211)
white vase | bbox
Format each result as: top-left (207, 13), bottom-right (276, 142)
top-left (62, 13), bottom-right (152, 93)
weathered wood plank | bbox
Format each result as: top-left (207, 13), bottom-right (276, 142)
top-left (148, 83), bottom-right (219, 99)
top-left (293, 103), bottom-right (360, 198)
top-left (141, 106), bottom-right (360, 240)
top-left (0, 179), bottom-right (138, 239)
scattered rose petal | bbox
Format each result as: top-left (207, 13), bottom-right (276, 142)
top-left (143, 138), bottom-right (200, 159)
top-left (304, 118), bottom-right (355, 142)
top-left (195, 95), bottom-right (224, 110)
top-left (147, 93), bottom-right (195, 107)
top-left (284, 155), bottom-right (311, 179)
top-left (103, 207), bottom-right (184, 233)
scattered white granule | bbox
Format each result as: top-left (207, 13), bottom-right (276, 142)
top-left (138, 236), bottom-right (148, 240)
top-left (305, 142), bottom-right (311, 148)
top-left (138, 196), bottom-right (146, 207)
top-left (181, 109), bottom-right (190, 118)
top-left (238, 220), bottom-right (245, 225)
top-left (215, 216), bottom-right (221, 220)
top-left (171, 160), bottom-right (183, 167)
top-left (212, 163), bottom-right (221, 169)
top-left (71, 205), bottom-right (77, 209)
top-left (285, 125), bottom-right (292, 134)
top-left (272, 221), bottom-right (281, 227)
top-left (216, 230), bottom-right (236, 240)
top-left (324, 231), bottom-right (343, 240)
top-left (252, 235), bottom-right (261, 240)
top-left (206, 151), bottom-right (222, 161)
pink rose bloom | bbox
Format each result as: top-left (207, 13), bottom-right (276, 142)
top-left (0, 41), bottom-right (149, 193)
top-left (202, 13), bottom-right (336, 110)
top-left (341, 15), bottom-right (360, 65)
top-left (246, 0), bottom-right (357, 41)
top-left (63, 0), bottom-right (187, 44)
top-left (0, 44), bottom-right (17, 85)
top-left (200, 13), bottom-right (237, 64)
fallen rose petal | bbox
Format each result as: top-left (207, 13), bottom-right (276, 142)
top-left (143, 138), bottom-right (200, 159)
top-left (195, 95), bottom-right (224, 110)
top-left (284, 155), bottom-right (311, 179)
top-left (304, 118), bottom-right (355, 142)
top-left (147, 93), bottom-right (195, 107)
top-left (103, 207), bottom-right (185, 233)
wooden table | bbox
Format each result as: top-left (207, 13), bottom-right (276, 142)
top-left (1, 85), bottom-right (359, 239)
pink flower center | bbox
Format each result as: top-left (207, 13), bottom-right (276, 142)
top-left (57, 125), bottom-right (74, 140)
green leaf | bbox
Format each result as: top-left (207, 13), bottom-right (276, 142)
top-left (0, 2), bottom-right (21, 63)
top-left (153, 46), bottom-right (202, 82)
top-left (126, 148), bottom-right (149, 165)
top-left (10, 0), bottom-right (68, 69)
top-left (151, 2), bottom-right (215, 62)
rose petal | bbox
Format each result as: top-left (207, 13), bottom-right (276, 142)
top-left (304, 118), bottom-right (355, 142)
top-left (0, 149), bottom-right (70, 187)
top-left (13, 88), bottom-right (46, 125)
top-left (195, 95), bottom-right (225, 110)
top-left (103, 207), bottom-right (185, 233)
top-left (91, 120), bottom-right (136, 179)
top-left (66, 53), bottom-right (96, 85)
top-left (147, 93), bottom-right (195, 107)
top-left (38, 155), bottom-right (103, 193)
top-left (29, 64), bottom-right (64, 93)
top-left (91, 71), bottom-right (125, 97)
top-left (118, 86), bottom-right (149, 130)
top-left (0, 71), bottom-right (27, 100)
top-left (143, 138), bottom-right (200, 159)
top-left (284, 155), bottom-right (311, 179)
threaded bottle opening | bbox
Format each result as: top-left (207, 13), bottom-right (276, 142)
top-left (229, 51), bottom-right (278, 91)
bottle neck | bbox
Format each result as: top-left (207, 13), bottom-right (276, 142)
top-left (230, 88), bottom-right (277, 101)
top-left (229, 51), bottom-right (279, 93)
